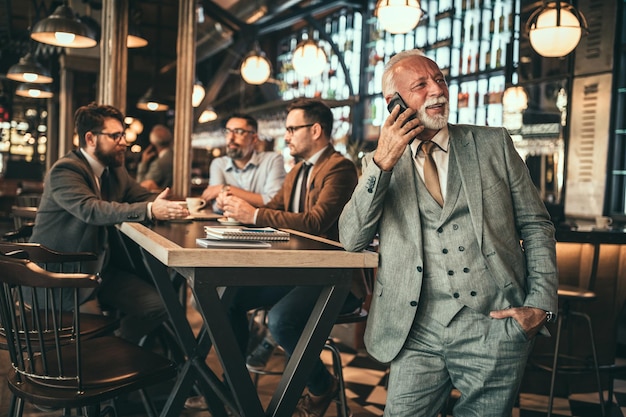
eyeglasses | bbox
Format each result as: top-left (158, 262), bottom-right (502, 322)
top-left (222, 127), bottom-right (256, 136)
top-left (285, 124), bottom-right (314, 135)
top-left (92, 131), bottom-right (126, 142)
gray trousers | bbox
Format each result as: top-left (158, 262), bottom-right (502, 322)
top-left (384, 306), bottom-right (533, 417)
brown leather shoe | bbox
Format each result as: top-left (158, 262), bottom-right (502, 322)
top-left (293, 377), bottom-right (339, 417)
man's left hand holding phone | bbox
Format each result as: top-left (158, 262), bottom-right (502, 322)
top-left (373, 92), bottom-right (424, 171)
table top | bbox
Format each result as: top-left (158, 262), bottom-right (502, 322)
top-left (118, 220), bottom-right (379, 269)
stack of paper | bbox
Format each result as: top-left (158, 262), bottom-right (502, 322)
top-left (203, 226), bottom-right (290, 241)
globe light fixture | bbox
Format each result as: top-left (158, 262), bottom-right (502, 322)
top-left (292, 39), bottom-right (327, 78)
top-left (502, 86), bottom-right (528, 113)
top-left (7, 53), bottom-right (53, 84)
top-left (527, 1), bottom-right (588, 58)
top-left (241, 47), bottom-right (272, 85)
top-left (375, 0), bottom-right (424, 34)
top-left (30, 3), bottom-right (97, 48)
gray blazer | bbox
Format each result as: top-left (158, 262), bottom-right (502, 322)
top-left (31, 149), bottom-right (155, 267)
top-left (339, 124), bottom-right (558, 363)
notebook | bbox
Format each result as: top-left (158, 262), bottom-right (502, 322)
top-left (196, 238), bottom-right (272, 249)
top-left (203, 226), bottom-right (290, 241)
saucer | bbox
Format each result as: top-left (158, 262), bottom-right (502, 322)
top-left (218, 218), bottom-right (241, 226)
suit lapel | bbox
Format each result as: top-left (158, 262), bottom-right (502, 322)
top-left (449, 124), bottom-right (484, 249)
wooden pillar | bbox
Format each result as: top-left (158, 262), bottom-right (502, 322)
top-left (172, 0), bottom-right (196, 198)
top-left (58, 55), bottom-right (74, 158)
top-left (98, 0), bottom-right (129, 111)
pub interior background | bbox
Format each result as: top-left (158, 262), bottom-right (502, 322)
top-left (1, 0), bottom-right (626, 413)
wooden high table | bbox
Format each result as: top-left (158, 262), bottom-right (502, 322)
top-left (117, 221), bottom-right (378, 417)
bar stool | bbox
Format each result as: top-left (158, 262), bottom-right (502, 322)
top-left (533, 239), bottom-right (606, 417)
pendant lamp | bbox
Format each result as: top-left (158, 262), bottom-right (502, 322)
top-left (30, 3), bottom-right (97, 48)
top-left (292, 39), bottom-right (327, 78)
top-left (375, 0), bottom-right (424, 34)
top-left (16, 83), bottom-right (54, 99)
top-left (199, 107), bottom-right (218, 123)
top-left (192, 80), bottom-right (206, 107)
top-left (527, 1), bottom-right (588, 58)
top-left (137, 88), bottom-right (169, 112)
top-left (502, 86), bottom-right (528, 113)
top-left (241, 44), bottom-right (272, 85)
top-left (7, 53), bottom-right (53, 84)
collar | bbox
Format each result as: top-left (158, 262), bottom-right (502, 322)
top-left (226, 151), bottom-right (261, 172)
top-left (80, 148), bottom-right (106, 177)
top-left (303, 145), bottom-right (330, 167)
top-left (410, 125), bottom-right (450, 158)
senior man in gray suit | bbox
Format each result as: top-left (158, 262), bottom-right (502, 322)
top-left (339, 49), bottom-right (558, 417)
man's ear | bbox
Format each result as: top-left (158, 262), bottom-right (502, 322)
top-left (84, 131), bottom-right (97, 147)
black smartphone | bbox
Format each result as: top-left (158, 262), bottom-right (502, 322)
top-left (387, 92), bottom-right (416, 122)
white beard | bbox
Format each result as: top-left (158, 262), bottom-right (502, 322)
top-left (418, 98), bottom-right (449, 130)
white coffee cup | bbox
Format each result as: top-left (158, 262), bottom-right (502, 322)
top-left (186, 197), bottom-right (207, 213)
top-left (595, 216), bottom-right (613, 229)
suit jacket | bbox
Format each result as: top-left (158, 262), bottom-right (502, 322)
top-left (31, 149), bottom-right (155, 266)
top-left (256, 145), bottom-right (358, 242)
top-left (339, 124), bottom-right (558, 363)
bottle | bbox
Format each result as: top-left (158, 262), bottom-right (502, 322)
top-left (495, 42), bottom-right (502, 68)
top-left (469, 17), bottom-right (474, 41)
top-left (498, 6), bottom-right (505, 33)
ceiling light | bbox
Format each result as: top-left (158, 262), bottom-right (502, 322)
top-left (127, 24), bottom-right (148, 48)
top-left (502, 86), bottom-right (528, 113)
top-left (241, 46), bottom-right (272, 85)
top-left (15, 83), bottom-right (54, 99)
top-left (199, 107), bottom-right (218, 123)
top-left (192, 80), bottom-right (206, 107)
top-left (30, 3), bottom-right (98, 48)
top-left (527, 1), bottom-right (588, 57)
top-left (292, 39), bottom-right (327, 78)
top-left (7, 53), bottom-right (53, 84)
top-left (136, 88), bottom-right (169, 111)
top-left (375, 0), bottom-right (424, 34)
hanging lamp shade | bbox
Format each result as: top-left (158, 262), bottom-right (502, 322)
top-left (127, 23), bottom-right (148, 48)
top-left (30, 4), bottom-right (97, 48)
top-left (241, 47), bottom-right (272, 85)
top-left (136, 88), bottom-right (169, 111)
top-left (15, 83), bottom-right (54, 99)
top-left (292, 39), bottom-right (327, 78)
top-left (7, 53), bottom-right (53, 84)
top-left (375, 0), bottom-right (424, 34)
top-left (199, 107), bottom-right (218, 123)
top-left (527, 1), bottom-right (588, 58)
top-left (192, 80), bottom-right (206, 107)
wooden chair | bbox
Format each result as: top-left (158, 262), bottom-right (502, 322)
top-left (0, 242), bottom-right (119, 342)
top-left (0, 255), bottom-right (178, 417)
top-left (10, 206), bottom-right (37, 230)
top-left (2, 223), bottom-right (34, 243)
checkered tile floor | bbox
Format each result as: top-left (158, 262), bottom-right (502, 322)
top-left (315, 346), bottom-right (626, 417)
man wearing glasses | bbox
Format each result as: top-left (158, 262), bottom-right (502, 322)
top-left (221, 99), bottom-right (368, 417)
top-left (200, 113), bottom-right (285, 213)
top-left (30, 102), bottom-right (189, 343)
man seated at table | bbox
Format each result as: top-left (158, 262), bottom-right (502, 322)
top-left (221, 98), bottom-right (368, 417)
top-left (136, 124), bottom-right (174, 191)
top-left (201, 113), bottom-right (286, 214)
top-left (30, 102), bottom-right (189, 343)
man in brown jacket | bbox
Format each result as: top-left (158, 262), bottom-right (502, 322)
top-left (222, 98), bottom-right (364, 417)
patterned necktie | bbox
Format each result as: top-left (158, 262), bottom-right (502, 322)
top-left (298, 163), bottom-right (312, 213)
top-left (100, 168), bottom-right (111, 201)
top-left (420, 141), bottom-right (444, 207)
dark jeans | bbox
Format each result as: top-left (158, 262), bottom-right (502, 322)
top-left (228, 285), bottom-right (362, 395)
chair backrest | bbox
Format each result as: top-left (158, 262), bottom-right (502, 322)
top-left (0, 256), bottom-right (99, 392)
top-left (2, 223), bottom-right (35, 243)
top-left (10, 206), bottom-right (38, 229)
top-left (0, 242), bottom-right (97, 272)
top-left (15, 193), bottom-right (42, 208)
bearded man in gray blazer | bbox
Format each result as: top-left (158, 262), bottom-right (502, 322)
top-left (339, 50), bottom-right (558, 417)
top-left (30, 102), bottom-right (189, 343)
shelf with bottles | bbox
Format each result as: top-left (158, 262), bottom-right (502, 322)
top-left (275, 9), bottom-right (363, 102)
top-left (448, 74), bottom-right (506, 126)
